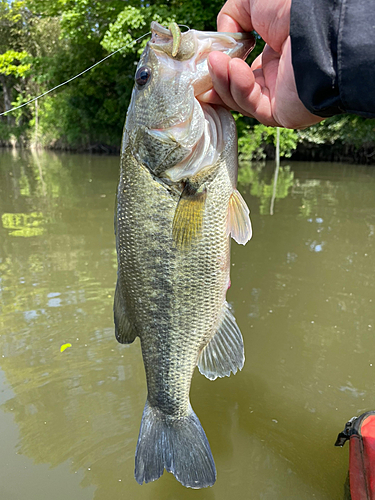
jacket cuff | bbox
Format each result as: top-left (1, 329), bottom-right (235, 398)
top-left (290, 0), bottom-right (343, 117)
top-left (291, 0), bottom-right (375, 118)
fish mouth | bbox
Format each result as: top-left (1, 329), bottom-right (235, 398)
top-left (149, 20), bottom-right (256, 52)
top-left (150, 21), bottom-right (182, 57)
top-left (150, 21), bottom-right (196, 61)
top-left (149, 21), bottom-right (255, 65)
top-left (149, 22), bottom-right (255, 96)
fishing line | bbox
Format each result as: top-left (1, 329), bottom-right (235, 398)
top-left (0, 31), bottom-right (152, 117)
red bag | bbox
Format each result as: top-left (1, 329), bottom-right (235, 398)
top-left (336, 411), bottom-right (375, 500)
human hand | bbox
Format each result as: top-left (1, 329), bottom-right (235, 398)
top-left (198, 0), bottom-right (323, 129)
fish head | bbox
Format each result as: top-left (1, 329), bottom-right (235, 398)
top-left (124, 22), bottom-right (255, 179)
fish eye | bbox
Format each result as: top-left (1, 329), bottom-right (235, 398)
top-left (135, 66), bottom-right (152, 87)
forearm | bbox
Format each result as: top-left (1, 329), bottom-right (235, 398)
top-left (291, 0), bottom-right (375, 118)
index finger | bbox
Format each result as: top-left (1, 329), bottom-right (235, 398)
top-left (217, 0), bottom-right (253, 33)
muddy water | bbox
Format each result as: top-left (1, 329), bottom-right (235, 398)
top-left (1, 149), bottom-right (375, 499)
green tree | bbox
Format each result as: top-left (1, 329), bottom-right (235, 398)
top-left (1, 0), bottom-right (374, 160)
top-left (0, 1), bottom-right (30, 126)
top-left (0, 0), bottom-right (64, 143)
top-left (237, 117), bottom-right (298, 162)
top-left (1, 0), bottom-right (227, 148)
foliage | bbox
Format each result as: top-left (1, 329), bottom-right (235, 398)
top-left (237, 121), bottom-right (267, 162)
top-left (299, 115), bottom-right (375, 148)
top-left (236, 115), bottom-right (299, 162)
top-left (101, 0), bottom-right (223, 54)
top-left (101, 6), bottom-right (152, 55)
top-left (1, 0), bottom-right (224, 147)
top-left (0, 50), bottom-right (31, 77)
top-left (0, 120), bottom-right (11, 142)
top-left (0, 0), bottom-right (374, 159)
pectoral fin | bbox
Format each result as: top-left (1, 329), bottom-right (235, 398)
top-left (197, 302), bottom-right (244, 381)
top-left (172, 181), bottom-right (207, 250)
top-left (114, 280), bottom-right (136, 344)
top-left (227, 189), bottom-right (252, 245)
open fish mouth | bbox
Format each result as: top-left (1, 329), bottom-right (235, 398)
top-left (149, 20), bottom-right (255, 61)
top-left (148, 21), bottom-right (255, 97)
top-left (150, 22), bottom-right (184, 58)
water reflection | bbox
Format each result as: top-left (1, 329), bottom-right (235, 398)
top-left (0, 150), bottom-right (375, 499)
top-left (238, 161), bottom-right (295, 215)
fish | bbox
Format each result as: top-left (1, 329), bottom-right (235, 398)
top-left (114, 21), bottom-right (255, 489)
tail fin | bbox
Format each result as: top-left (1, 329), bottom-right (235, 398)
top-left (135, 401), bottom-right (216, 489)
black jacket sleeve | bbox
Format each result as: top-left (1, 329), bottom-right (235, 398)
top-left (290, 0), bottom-right (375, 118)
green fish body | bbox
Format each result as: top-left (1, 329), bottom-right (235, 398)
top-left (114, 22), bottom-right (254, 489)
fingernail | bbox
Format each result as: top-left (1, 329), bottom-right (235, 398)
top-left (197, 91), bottom-right (209, 102)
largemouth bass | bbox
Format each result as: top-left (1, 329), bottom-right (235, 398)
top-left (114, 22), bottom-right (254, 489)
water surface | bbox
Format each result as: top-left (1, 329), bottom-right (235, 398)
top-left (1, 149), bottom-right (375, 499)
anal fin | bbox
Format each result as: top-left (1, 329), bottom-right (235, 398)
top-left (114, 279), bottom-right (136, 344)
top-left (227, 189), bottom-right (252, 245)
top-left (197, 302), bottom-right (244, 381)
